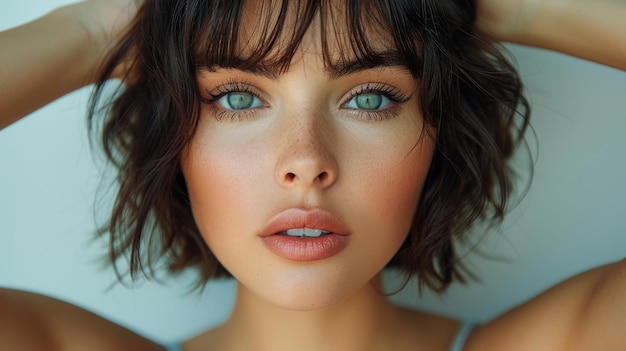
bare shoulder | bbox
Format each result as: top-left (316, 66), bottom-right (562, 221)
top-left (0, 288), bottom-right (165, 351)
top-left (464, 259), bottom-right (626, 351)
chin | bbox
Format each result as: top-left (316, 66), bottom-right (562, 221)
top-left (258, 285), bottom-right (352, 312)
top-left (245, 263), bottom-right (376, 312)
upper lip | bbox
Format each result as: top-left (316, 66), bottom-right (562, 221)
top-left (258, 208), bottom-right (350, 237)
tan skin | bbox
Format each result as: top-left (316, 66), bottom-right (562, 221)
top-left (475, 0), bottom-right (626, 71)
top-left (0, 0), bottom-right (139, 128)
top-left (1, 0), bottom-right (625, 350)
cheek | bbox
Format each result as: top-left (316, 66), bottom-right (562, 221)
top-left (339, 126), bottom-right (436, 263)
top-left (345, 123), bottom-right (435, 220)
top-left (180, 129), bottom-right (269, 246)
top-left (357, 157), bottom-right (428, 215)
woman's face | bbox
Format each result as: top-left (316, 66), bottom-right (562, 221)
top-left (181, 9), bottom-right (435, 311)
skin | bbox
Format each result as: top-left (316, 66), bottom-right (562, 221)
top-left (0, 0), bottom-right (625, 350)
top-left (180, 17), bottom-right (438, 348)
top-left (186, 64), bottom-right (432, 311)
top-left (178, 9), bottom-right (445, 348)
top-left (0, 0), bottom-right (139, 128)
top-left (476, 0), bottom-right (626, 70)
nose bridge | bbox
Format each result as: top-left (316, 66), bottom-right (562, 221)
top-left (274, 107), bottom-right (338, 189)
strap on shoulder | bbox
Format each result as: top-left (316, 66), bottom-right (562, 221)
top-left (163, 342), bottom-right (182, 351)
top-left (449, 322), bottom-right (474, 351)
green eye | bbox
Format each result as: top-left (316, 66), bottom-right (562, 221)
top-left (344, 93), bottom-right (390, 110)
top-left (218, 92), bottom-right (264, 110)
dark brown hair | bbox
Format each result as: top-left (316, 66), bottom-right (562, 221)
top-left (89, 0), bottom-right (530, 292)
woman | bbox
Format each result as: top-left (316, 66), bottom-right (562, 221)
top-left (1, 1), bottom-right (625, 350)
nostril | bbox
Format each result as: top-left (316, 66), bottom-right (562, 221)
top-left (318, 171), bottom-right (328, 182)
top-left (286, 172), bottom-right (296, 181)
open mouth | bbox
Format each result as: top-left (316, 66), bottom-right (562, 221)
top-left (278, 228), bottom-right (333, 238)
top-left (260, 209), bottom-right (349, 261)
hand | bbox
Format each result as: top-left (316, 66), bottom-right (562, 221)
top-left (73, 0), bottom-right (142, 77)
top-left (475, 0), bottom-right (626, 70)
top-left (475, 0), bottom-right (535, 41)
top-left (0, 0), bottom-right (143, 127)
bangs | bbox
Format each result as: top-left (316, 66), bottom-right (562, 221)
top-left (194, 0), bottom-right (424, 77)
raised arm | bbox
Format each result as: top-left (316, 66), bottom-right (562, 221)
top-left (476, 0), bottom-right (626, 70)
top-left (470, 2), bottom-right (626, 350)
top-left (0, 0), bottom-right (139, 130)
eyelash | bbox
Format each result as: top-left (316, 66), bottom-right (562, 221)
top-left (201, 80), bottom-right (265, 122)
top-left (200, 80), bottom-right (411, 122)
top-left (341, 82), bottom-right (411, 121)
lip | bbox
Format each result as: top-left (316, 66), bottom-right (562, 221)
top-left (259, 208), bottom-right (350, 261)
top-left (259, 208), bottom-right (350, 237)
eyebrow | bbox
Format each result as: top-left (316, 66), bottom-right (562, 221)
top-left (197, 50), bottom-right (409, 80)
top-left (327, 51), bottom-right (408, 79)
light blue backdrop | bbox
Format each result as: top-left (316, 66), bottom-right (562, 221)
top-left (1, 0), bottom-right (626, 345)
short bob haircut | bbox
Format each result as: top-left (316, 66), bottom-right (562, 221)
top-left (90, 0), bottom-right (530, 292)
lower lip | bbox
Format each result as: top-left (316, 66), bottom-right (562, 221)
top-left (261, 234), bottom-right (349, 261)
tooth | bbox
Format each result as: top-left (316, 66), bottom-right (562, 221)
top-left (303, 228), bottom-right (324, 237)
top-left (284, 228), bottom-right (328, 237)
top-left (286, 229), bottom-right (305, 237)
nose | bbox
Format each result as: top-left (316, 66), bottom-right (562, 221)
top-left (274, 115), bottom-right (338, 190)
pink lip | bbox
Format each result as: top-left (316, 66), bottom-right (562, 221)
top-left (259, 208), bottom-right (350, 237)
top-left (259, 208), bottom-right (350, 261)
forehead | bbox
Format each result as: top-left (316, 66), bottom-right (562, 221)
top-left (196, 0), bottom-right (402, 75)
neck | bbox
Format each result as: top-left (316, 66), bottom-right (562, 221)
top-left (218, 276), bottom-right (401, 351)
